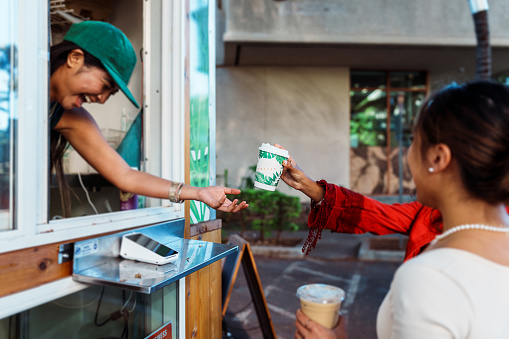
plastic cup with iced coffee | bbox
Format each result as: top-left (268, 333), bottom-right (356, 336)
top-left (254, 143), bottom-right (289, 191)
top-left (296, 283), bottom-right (345, 329)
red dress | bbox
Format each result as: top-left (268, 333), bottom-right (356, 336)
top-left (304, 180), bottom-right (443, 261)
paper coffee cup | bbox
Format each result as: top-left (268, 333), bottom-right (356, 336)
top-left (296, 284), bottom-right (345, 329)
top-left (254, 143), bottom-right (289, 191)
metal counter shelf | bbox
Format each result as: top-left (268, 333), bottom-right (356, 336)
top-left (72, 219), bottom-right (237, 294)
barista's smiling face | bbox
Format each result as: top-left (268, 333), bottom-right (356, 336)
top-left (51, 49), bottom-right (119, 110)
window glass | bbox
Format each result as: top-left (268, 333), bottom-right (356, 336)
top-left (389, 91), bottom-right (425, 148)
top-left (350, 90), bottom-right (387, 147)
top-left (350, 71), bottom-right (427, 196)
top-left (388, 91), bottom-right (425, 195)
top-left (351, 71), bottom-right (386, 89)
top-left (0, 0), bottom-right (17, 231)
top-left (390, 71), bottom-right (426, 90)
top-left (5, 284), bottom-right (178, 338)
top-left (48, 2), bottom-right (146, 220)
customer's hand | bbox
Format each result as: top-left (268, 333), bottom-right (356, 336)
top-left (295, 309), bottom-right (348, 339)
top-left (275, 144), bottom-right (325, 202)
top-left (274, 144), bottom-right (309, 190)
top-left (197, 186), bottom-right (248, 213)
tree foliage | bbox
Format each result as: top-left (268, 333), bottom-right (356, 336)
top-left (236, 188), bottom-right (301, 243)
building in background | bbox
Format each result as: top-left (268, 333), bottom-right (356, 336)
top-left (215, 0), bottom-right (509, 201)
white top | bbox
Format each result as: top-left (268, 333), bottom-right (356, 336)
top-left (377, 248), bottom-right (509, 339)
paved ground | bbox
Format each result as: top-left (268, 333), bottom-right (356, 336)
top-left (222, 231), bottom-right (403, 339)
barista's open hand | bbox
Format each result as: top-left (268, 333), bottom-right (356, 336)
top-left (295, 309), bottom-right (348, 339)
top-left (197, 186), bottom-right (248, 213)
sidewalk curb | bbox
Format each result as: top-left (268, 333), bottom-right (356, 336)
top-left (232, 232), bottom-right (406, 262)
top-left (358, 237), bottom-right (405, 262)
top-left (250, 244), bottom-right (305, 259)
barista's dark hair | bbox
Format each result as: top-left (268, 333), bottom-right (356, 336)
top-left (414, 80), bottom-right (509, 204)
top-left (50, 41), bottom-right (105, 217)
top-left (51, 41), bottom-right (105, 75)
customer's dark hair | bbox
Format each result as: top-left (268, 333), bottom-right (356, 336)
top-left (414, 80), bottom-right (509, 204)
top-left (50, 41), bottom-right (105, 217)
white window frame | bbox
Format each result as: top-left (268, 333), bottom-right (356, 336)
top-left (208, 0), bottom-right (217, 221)
top-left (0, 0), bottom-right (186, 254)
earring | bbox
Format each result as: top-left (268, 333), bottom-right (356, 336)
top-left (428, 167), bottom-right (434, 173)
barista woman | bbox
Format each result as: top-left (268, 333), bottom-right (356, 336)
top-left (50, 21), bottom-right (247, 216)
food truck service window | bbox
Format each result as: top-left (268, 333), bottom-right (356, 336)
top-left (0, 0), bottom-right (186, 254)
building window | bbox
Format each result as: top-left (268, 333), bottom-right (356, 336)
top-left (350, 70), bottom-right (427, 196)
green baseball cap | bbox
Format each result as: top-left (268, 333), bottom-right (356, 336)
top-left (64, 21), bottom-right (139, 108)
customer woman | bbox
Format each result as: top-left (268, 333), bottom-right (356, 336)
top-left (293, 80), bottom-right (509, 338)
top-left (50, 20), bottom-right (247, 216)
top-left (278, 149), bottom-right (508, 261)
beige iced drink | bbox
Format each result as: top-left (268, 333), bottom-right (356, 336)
top-left (296, 284), bottom-right (345, 329)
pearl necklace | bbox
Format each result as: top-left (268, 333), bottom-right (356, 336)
top-left (432, 223), bottom-right (509, 245)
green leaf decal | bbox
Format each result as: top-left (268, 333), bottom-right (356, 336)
top-left (259, 150), bottom-right (287, 164)
top-left (255, 170), bottom-right (282, 185)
